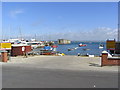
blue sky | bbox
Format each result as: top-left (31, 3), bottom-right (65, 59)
top-left (2, 2), bottom-right (118, 41)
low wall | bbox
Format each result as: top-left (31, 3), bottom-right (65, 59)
top-left (101, 53), bottom-right (120, 66)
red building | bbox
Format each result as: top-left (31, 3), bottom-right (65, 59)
top-left (11, 45), bottom-right (32, 56)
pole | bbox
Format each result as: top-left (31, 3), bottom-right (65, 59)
top-left (118, 24), bottom-right (120, 41)
top-left (118, 2), bottom-right (120, 42)
top-left (19, 26), bottom-right (22, 40)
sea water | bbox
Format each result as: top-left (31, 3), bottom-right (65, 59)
top-left (56, 41), bottom-right (106, 56)
top-left (34, 41), bottom-right (106, 56)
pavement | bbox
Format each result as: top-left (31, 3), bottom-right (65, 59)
top-left (0, 61), bottom-right (2, 90)
top-left (1, 55), bottom-right (119, 88)
top-left (4, 55), bottom-right (119, 72)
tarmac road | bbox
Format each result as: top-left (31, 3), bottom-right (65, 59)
top-left (1, 56), bottom-right (119, 88)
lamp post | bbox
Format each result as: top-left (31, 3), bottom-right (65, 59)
top-left (116, 1), bottom-right (120, 54)
top-left (118, 1), bottom-right (120, 42)
top-left (118, 24), bottom-right (120, 42)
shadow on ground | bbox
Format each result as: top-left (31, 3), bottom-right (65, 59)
top-left (89, 63), bottom-right (101, 67)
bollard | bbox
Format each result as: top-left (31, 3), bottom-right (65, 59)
top-left (1, 51), bottom-right (8, 62)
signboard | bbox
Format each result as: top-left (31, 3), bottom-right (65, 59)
top-left (106, 40), bottom-right (115, 49)
top-left (22, 47), bottom-right (25, 51)
top-left (0, 43), bottom-right (11, 50)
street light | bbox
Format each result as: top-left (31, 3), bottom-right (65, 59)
top-left (118, 1), bottom-right (120, 42)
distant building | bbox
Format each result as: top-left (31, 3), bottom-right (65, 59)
top-left (58, 39), bottom-right (71, 44)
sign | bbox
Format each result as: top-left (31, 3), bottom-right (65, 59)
top-left (106, 40), bottom-right (115, 49)
top-left (22, 47), bottom-right (25, 51)
top-left (0, 43), bottom-right (11, 50)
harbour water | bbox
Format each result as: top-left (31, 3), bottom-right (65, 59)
top-left (34, 41), bottom-right (106, 56)
top-left (56, 41), bottom-right (106, 56)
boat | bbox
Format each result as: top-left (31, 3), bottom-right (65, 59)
top-left (40, 44), bottom-right (58, 55)
top-left (79, 43), bottom-right (87, 47)
top-left (74, 47), bottom-right (78, 49)
top-left (83, 48), bottom-right (90, 51)
top-left (68, 48), bottom-right (74, 51)
top-left (68, 47), bottom-right (79, 51)
top-left (40, 50), bottom-right (56, 55)
top-left (26, 42), bottom-right (41, 49)
top-left (99, 44), bottom-right (104, 49)
top-left (3, 38), bottom-right (42, 49)
top-left (58, 53), bottom-right (65, 56)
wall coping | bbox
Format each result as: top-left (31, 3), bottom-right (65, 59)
top-left (108, 57), bottom-right (120, 60)
top-left (102, 51), bottom-right (108, 54)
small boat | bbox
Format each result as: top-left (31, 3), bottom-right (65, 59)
top-left (40, 50), bottom-right (56, 55)
top-left (74, 47), bottom-right (78, 49)
top-left (79, 43), bottom-right (87, 47)
top-left (83, 48), bottom-right (90, 51)
top-left (68, 47), bottom-right (79, 51)
top-left (58, 53), bottom-right (65, 56)
top-left (68, 48), bottom-right (74, 51)
top-left (99, 44), bottom-right (104, 49)
top-left (26, 42), bottom-right (41, 49)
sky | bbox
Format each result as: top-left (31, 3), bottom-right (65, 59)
top-left (2, 2), bottom-right (118, 41)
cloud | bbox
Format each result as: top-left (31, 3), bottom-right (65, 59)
top-left (38, 27), bottom-right (118, 41)
top-left (90, 27), bottom-right (117, 41)
top-left (8, 27), bottom-right (118, 41)
top-left (31, 20), bottom-right (45, 27)
top-left (10, 9), bottom-right (24, 18)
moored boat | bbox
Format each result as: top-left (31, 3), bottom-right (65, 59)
top-left (79, 43), bottom-right (87, 47)
top-left (99, 44), bottom-right (104, 49)
top-left (68, 48), bottom-right (74, 51)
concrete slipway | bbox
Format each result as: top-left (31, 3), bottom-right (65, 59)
top-left (1, 56), bottom-right (119, 88)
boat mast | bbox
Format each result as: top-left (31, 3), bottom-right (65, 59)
top-left (9, 25), bottom-right (12, 39)
top-left (19, 26), bottom-right (22, 40)
top-left (35, 34), bottom-right (37, 41)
